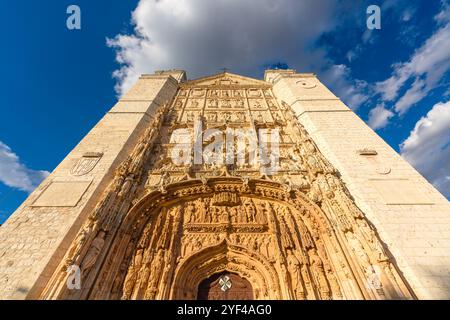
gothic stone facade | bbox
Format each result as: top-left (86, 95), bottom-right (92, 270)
top-left (0, 70), bottom-right (449, 300)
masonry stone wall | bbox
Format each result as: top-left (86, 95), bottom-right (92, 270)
top-left (0, 71), bottom-right (183, 299)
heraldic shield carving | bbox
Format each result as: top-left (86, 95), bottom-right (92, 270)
top-left (70, 152), bottom-right (103, 176)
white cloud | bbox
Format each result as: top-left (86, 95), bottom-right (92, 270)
top-left (321, 64), bottom-right (369, 110)
top-left (108, 0), bottom-right (336, 95)
top-left (375, 62), bottom-right (410, 101)
top-left (394, 78), bottom-right (427, 114)
top-left (400, 101), bottom-right (450, 197)
top-left (0, 141), bottom-right (49, 193)
top-left (375, 4), bottom-right (450, 114)
top-left (435, 0), bottom-right (450, 24)
top-left (368, 104), bottom-right (395, 130)
top-left (107, 0), bottom-right (368, 101)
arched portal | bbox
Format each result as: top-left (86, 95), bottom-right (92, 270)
top-left (198, 272), bottom-right (254, 300)
top-left (170, 239), bottom-right (281, 300)
top-left (41, 177), bottom-right (415, 300)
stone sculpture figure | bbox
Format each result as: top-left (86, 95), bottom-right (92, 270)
top-left (184, 202), bottom-right (195, 224)
top-left (81, 230), bottom-right (107, 273)
top-left (144, 249), bottom-right (165, 299)
top-left (309, 249), bottom-right (331, 300)
top-left (121, 247), bottom-right (143, 299)
top-left (286, 250), bottom-right (306, 299)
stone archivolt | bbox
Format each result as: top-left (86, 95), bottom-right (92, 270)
top-left (39, 73), bottom-right (415, 300)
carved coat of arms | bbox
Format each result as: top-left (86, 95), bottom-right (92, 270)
top-left (70, 152), bottom-right (103, 176)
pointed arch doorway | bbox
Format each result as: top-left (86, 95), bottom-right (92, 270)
top-left (197, 272), bottom-right (254, 300)
top-left (41, 178), bottom-right (414, 300)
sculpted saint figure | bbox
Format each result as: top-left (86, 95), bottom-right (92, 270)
top-left (181, 235), bottom-right (190, 257)
top-left (262, 236), bottom-right (272, 258)
top-left (323, 260), bottom-right (343, 299)
top-left (244, 199), bottom-right (256, 223)
top-left (81, 230), bottom-right (106, 273)
top-left (65, 224), bottom-right (93, 267)
top-left (134, 249), bottom-right (155, 295)
top-left (219, 207), bottom-right (229, 223)
top-left (184, 202), bottom-right (195, 224)
top-left (121, 247), bottom-right (143, 300)
top-left (195, 198), bottom-right (209, 223)
top-left (279, 217), bottom-right (294, 249)
top-left (286, 250), bottom-right (306, 299)
top-left (296, 219), bottom-right (314, 250)
top-left (118, 176), bottom-right (134, 198)
top-left (309, 249), bottom-right (331, 300)
top-left (238, 205), bottom-right (247, 223)
top-left (229, 207), bottom-right (238, 224)
top-left (254, 202), bottom-right (268, 225)
top-left (144, 249), bottom-right (165, 299)
top-left (112, 262), bottom-right (128, 295)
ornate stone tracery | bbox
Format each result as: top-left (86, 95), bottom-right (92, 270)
top-left (39, 73), bottom-right (415, 300)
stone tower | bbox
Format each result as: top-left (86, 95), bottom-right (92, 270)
top-left (0, 70), bottom-right (449, 300)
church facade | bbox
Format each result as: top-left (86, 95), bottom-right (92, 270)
top-left (0, 70), bottom-right (449, 300)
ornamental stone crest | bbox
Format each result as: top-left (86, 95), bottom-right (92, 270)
top-left (70, 152), bottom-right (103, 176)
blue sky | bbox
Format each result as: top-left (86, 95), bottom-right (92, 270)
top-left (0, 0), bottom-right (449, 224)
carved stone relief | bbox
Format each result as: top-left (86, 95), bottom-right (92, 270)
top-left (39, 74), bottom-right (415, 301)
top-left (70, 152), bottom-right (103, 176)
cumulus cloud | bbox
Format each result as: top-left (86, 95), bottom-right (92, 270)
top-left (368, 104), bottom-right (395, 130)
top-left (107, 0), bottom-right (368, 109)
top-left (0, 141), bottom-right (50, 193)
top-left (400, 101), bottom-right (450, 197)
top-left (108, 0), bottom-right (336, 95)
top-left (375, 5), bottom-right (450, 114)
